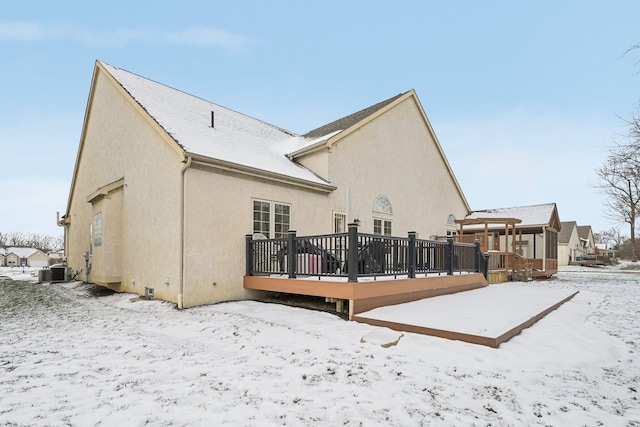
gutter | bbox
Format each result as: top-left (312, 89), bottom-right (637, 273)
top-left (178, 156), bottom-right (192, 309)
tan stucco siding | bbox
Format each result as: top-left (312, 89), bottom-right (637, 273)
top-left (295, 150), bottom-right (329, 181)
top-left (181, 166), bottom-right (331, 307)
top-left (66, 68), bottom-right (183, 302)
top-left (327, 97), bottom-right (469, 237)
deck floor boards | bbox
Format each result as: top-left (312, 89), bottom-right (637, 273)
top-left (353, 285), bottom-right (578, 348)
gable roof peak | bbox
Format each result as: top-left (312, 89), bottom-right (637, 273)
top-left (302, 91), bottom-right (411, 139)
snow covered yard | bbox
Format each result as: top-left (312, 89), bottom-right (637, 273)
top-left (0, 266), bottom-right (639, 426)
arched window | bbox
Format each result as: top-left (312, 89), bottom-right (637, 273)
top-left (373, 196), bottom-right (392, 235)
top-left (373, 196), bottom-right (393, 215)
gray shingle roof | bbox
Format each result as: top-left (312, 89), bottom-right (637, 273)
top-left (558, 221), bottom-right (577, 244)
top-left (577, 225), bottom-right (592, 241)
top-left (303, 92), bottom-right (407, 139)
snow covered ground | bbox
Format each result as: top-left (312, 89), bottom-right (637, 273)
top-left (0, 265), bottom-right (639, 426)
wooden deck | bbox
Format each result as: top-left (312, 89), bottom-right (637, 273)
top-left (244, 273), bottom-right (488, 319)
top-left (245, 274), bottom-right (578, 348)
top-left (353, 287), bottom-right (578, 348)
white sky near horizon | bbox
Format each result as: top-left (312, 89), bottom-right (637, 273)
top-left (1, 1), bottom-right (639, 238)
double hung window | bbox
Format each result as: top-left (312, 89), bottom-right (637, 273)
top-left (253, 200), bottom-right (291, 238)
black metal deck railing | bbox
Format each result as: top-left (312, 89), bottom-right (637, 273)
top-left (246, 224), bottom-right (488, 282)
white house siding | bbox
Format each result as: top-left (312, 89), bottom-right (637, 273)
top-left (66, 67), bottom-right (183, 304)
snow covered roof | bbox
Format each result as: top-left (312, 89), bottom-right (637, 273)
top-left (99, 62), bottom-right (331, 188)
top-left (465, 203), bottom-right (559, 228)
top-left (4, 247), bottom-right (42, 258)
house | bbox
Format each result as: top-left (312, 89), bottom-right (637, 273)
top-left (48, 249), bottom-right (65, 265)
top-left (61, 61), bottom-right (472, 309)
top-left (558, 221), bottom-right (582, 265)
top-left (3, 247), bottom-right (49, 268)
top-left (457, 203), bottom-right (561, 281)
top-left (577, 225), bottom-right (596, 257)
top-left (0, 248), bottom-right (5, 267)
top-left (595, 243), bottom-right (618, 259)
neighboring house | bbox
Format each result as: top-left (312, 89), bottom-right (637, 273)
top-left (558, 221), bottom-right (582, 266)
top-left (0, 248), bottom-right (5, 267)
top-left (457, 203), bottom-right (561, 279)
top-left (3, 247), bottom-right (50, 268)
top-left (596, 243), bottom-right (618, 259)
top-left (61, 61), bottom-right (471, 308)
top-left (48, 249), bottom-right (65, 265)
top-left (577, 225), bottom-right (596, 256)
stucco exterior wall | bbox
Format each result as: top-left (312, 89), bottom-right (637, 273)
top-left (324, 97), bottom-right (469, 237)
top-left (182, 166), bottom-right (331, 307)
top-left (66, 68), bottom-right (183, 303)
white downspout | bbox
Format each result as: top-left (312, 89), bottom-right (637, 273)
top-left (179, 156), bottom-right (192, 309)
top-left (56, 212), bottom-right (68, 263)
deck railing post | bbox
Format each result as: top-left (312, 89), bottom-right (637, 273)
top-left (245, 234), bottom-right (254, 276)
top-left (408, 231), bottom-right (417, 278)
top-left (446, 237), bottom-right (454, 276)
top-left (287, 229), bottom-right (297, 279)
top-left (475, 239), bottom-right (489, 279)
top-left (474, 239), bottom-right (481, 273)
top-left (347, 223), bottom-right (359, 283)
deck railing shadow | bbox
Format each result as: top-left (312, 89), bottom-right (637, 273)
top-left (246, 224), bottom-right (488, 282)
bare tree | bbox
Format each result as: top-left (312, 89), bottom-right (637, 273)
top-left (594, 227), bottom-right (626, 249)
top-left (595, 142), bottom-right (640, 261)
top-left (0, 230), bottom-right (62, 252)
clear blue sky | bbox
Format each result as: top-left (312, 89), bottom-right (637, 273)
top-left (1, 1), bottom-right (639, 238)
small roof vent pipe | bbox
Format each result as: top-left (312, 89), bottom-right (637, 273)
top-left (211, 111), bottom-right (215, 129)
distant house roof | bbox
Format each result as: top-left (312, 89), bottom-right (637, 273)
top-left (558, 221), bottom-right (578, 244)
top-left (577, 225), bottom-right (593, 241)
top-left (465, 203), bottom-right (560, 230)
top-left (4, 247), bottom-right (40, 258)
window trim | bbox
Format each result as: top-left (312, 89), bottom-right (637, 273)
top-left (373, 217), bottom-right (392, 236)
top-left (333, 211), bottom-right (347, 233)
top-left (252, 199), bottom-right (292, 239)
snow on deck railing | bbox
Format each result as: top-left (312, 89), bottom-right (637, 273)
top-left (246, 224), bottom-right (488, 282)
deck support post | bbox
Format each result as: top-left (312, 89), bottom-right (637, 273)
top-left (446, 237), bottom-right (454, 276)
top-left (287, 229), bottom-right (297, 279)
top-left (347, 223), bottom-right (359, 283)
top-left (408, 231), bottom-right (417, 278)
top-left (245, 234), bottom-right (254, 276)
